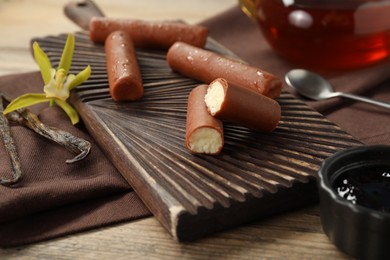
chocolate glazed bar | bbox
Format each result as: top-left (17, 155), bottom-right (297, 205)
top-left (90, 17), bottom-right (209, 49)
top-left (32, 32), bottom-right (362, 241)
top-left (167, 41), bottom-right (282, 99)
top-left (205, 78), bottom-right (281, 132)
top-left (186, 85), bottom-right (224, 155)
top-left (105, 30), bottom-right (143, 101)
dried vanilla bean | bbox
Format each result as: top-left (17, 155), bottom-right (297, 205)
top-left (7, 107), bottom-right (91, 164)
top-left (0, 96), bottom-right (22, 186)
top-left (0, 93), bottom-right (91, 186)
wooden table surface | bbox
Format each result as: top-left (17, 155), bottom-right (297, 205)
top-left (0, 0), bottom-right (349, 259)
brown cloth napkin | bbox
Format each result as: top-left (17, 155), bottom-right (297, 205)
top-left (201, 5), bottom-right (390, 145)
top-left (0, 72), bottom-right (151, 247)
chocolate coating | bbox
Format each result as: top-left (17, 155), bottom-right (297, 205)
top-left (167, 42), bottom-right (282, 98)
top-left (90, 17), bottom-right (208, 49)
top-left (186, 85), bottom-right (224, 155)
top-left (105, 30), bottom-right (143, 101)
top-left (205, 78), bottom-right (281, 132)
top-left (167, 42), bottom-right (282, 99)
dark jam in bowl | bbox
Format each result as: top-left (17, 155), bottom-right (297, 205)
top-left (318, 146), bottom-right (390, 259)
top-left (332, 163), bottom-right (390, 212)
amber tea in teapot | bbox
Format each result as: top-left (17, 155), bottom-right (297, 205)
top-left (240, 0), bottom-right (390, 70)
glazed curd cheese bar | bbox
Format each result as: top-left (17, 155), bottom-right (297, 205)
top-left (167, 42), bottom-right (282, 99)
top-left (186, 85), bottom-right (224, 155)
top-left (105, 30), bottom-right (143, 101)
top-left (205, 78), bottom-right (281, 132)
top-left (90, 17), bottom-right (208, 49)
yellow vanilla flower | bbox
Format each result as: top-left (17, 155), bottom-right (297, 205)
top-left (44, 68), bottom-right (73, 100)
top-left (3, 33), bottom-right (91, 125)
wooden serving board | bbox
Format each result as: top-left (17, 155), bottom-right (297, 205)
top-left (33, 32), bottom-right (361, 241)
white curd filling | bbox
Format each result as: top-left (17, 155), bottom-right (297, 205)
top-left (189, 127), bottom-right (223, 154)
top-left (204, 80), bottom-right (225, 116)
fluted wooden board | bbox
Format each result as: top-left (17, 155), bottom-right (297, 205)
top-left (33, 32), bottom-right (361, 241)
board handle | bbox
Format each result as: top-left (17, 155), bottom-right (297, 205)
top-left (64, 0), bottom-right (105, 30)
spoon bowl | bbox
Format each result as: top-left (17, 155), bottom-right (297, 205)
top-left (285, 69), bottom-right (337, 100)
top-left (285, 69), bottom-right (390, 109)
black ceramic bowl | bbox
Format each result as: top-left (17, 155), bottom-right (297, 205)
top-left (318, 145), bottom-right (390, 260)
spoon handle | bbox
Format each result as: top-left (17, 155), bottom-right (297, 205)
top-left (339, 92), bottom-right (390, 109)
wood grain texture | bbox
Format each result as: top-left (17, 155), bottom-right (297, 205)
top-left (0, 206), bottom-right (349, 259)
top-left (32, 32), bottom-right (362, 242)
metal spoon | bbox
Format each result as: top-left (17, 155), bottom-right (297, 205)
top-left (285, 69), bottom-right (390, 109)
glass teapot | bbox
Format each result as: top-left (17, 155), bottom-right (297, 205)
top-left (240, 0), bottom-right (390, 70)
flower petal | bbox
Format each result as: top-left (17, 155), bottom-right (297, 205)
top-left (3, 94), bottom-right (49, 115)
top-left (44, 79), bottom-right (70, 101)
top-left (33, 42), bottom-right (52, 85)
top-left (68, 65), bottom-right (91, 91)
top-left (58, 33), bottom-right (75, 74)
top-left (54, 99), bottom-right (79, 125)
